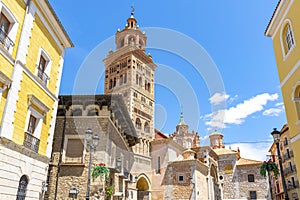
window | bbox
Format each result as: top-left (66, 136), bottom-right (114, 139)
top-left (109, 79), bottom-right (113, 89)
top-left (87, 109), bottom-right (98, 116)
top-left (289, 162), bottom-right (293, 172)
top-left (16, 175), bottom-right (28, 200)
top-left (133, 92), bottom-right (138, 98)
top-left (27, 115), bottom-right (36, 134)
top-left (136, 74), bottom-right (139, 85)
top-left (291, 177), bottom-right (296, 188)
top-left (144, 122), bottom-right (150, 133)
top-left (36, 48), bottom-right (52, 86)
top-left (294, 85), bottom-right (300, 120)
top-left (284, 137), bottom-right (288, 146)
top-left (0, 12), bottom-right (10, 37)
top-left (24, 100), bottom-right (46, 153)
top-left (71, 108), bottom-right (82, 116)
top-left (120, 75), bottom-right (123, 85)
top-left (156, 156), bottom-right (161, 174)
top-left (37, 55), bottom-right (48, 84)
top-left (0, 4), bottom-right (18, 52)
top-left (287, 149), bottom-right (290, 159)
top-left (178, 175), bottom-right (184, 182)
top-left (249, 191), bottom-right (257, 199)
top-left (149, 101), bottom-right (153, 107)
top-left (65, 138), bottom-right (84, 163)
top-left (113, 78), bottom-right (116, 87)
top-left (285, 25), bottom-right (294, 52)
top-left (135, 118), bottom-right (141, 129)
top-left (248, 174), bottom-right (255, 182)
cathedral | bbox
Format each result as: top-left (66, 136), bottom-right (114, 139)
top-left (45, 10), bottom-right (269, 200)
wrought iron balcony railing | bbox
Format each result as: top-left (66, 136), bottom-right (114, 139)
top-left (37, 70), bottom-right (49, 85)
top-left (288, 180), bottom-right (300, 190)
top-left (23, 132), bottom-right (40, 153)
top-left (0, 28), bottom-right (14, 51)
top-left (283, 165), bottom-right (297, 176)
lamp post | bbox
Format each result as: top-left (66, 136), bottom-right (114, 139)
top-left (85, 128), bottom-right (99, 200)
top-left (41, 181), bottom-right (48, 200)
top-left (271, 128), bottom-right (289, 200)
top-left (69, 186), bottom-right (79, 200)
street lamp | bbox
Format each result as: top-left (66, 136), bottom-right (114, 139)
top-left (271, 128), bottom-right (289, 200)
top-left (41, 181), bottom-right (48, 200)
top-left (85, 128), bottom-right (99, 200)
top-left (69, 186), bottom-right (79, 200)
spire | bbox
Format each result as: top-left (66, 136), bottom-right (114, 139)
top-left (178, 111), bottom-right (186, 125)
top-left (131, 5), bottom-right (135, 17)
top-left (126, 5), bottom-right (137, 29)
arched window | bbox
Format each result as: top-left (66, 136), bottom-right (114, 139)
top-left (87, 109), bottom-right (98, 116)
top-left (136, 74), bottom-right (139, 85)
top-left (285, 25), bottom-right (294, 51)
top-left (109, 79), bottom-right (113, 89)
top-left (283, 23), bottom-right (295, 54)
top-left (147, 83), bottom-right (151, 92)
top-left (144, 122), bottom-right (150, 133)
top-left (71, 109), bottom-right (82, 116)
top-left (135, 118), bottom-right (141, 129)
top-left (294, 85), bottom-right (300, 120)
top-left (16, 175), bottom-right (28, 200)
top-left (119, 74), bottom-right (123, 85)
top-left (57, 109), bottom-right (65, 116)
top-left (113, 78), bottom-right (116, 87)
top-left (124, 73), bottom-right (127, 84)
top-left (139, 77), bottom-right (142, 86)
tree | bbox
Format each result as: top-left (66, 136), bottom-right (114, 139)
top-left (260, 161), bottom-right (279, 200)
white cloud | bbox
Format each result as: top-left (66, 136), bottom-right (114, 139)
top-left (275, 102), bottom-right (284, 107)
top-left (228, 142), bottom-right (272, 161)
top-left (209, 92), bottom-right (230, 105)
top-left (204, 93), bottom-right (279, 129)
top-left (229, 94), bottom-right (238, 104)
top-left (263, 108), bottom-right (283, 117)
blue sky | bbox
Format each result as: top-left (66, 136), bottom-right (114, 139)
top-left (49, 0), bottom-right (285, 160)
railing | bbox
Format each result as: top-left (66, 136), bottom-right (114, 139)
top-left (283, 151), bottom-right (294, 162)
top-left (283, 165), bottom-right (296, 176)
top-left (0, 28), bottom-right (14, 51)
top-left (23, 132), bottom-right (40, 153)
top-left (37, 70), bottom-right (49, 85)
top-left (288, 180), bottom-right (300, 190)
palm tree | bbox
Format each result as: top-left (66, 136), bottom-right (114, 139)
top-left (260, 161), bottom-right (279, 200)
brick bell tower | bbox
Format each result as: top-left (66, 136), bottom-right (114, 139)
top-left (103, 8), bottom-right (156, 155)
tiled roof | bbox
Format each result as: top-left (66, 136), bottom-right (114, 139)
top-left (237, 158), bottom-right (263, 166)
top-left (265, 0), bottom-right (281, 36)
top-left (213, 148), bottom-right (237, 155)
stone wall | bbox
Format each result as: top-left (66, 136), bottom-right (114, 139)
top-left (46, 112), bottom-right (136, 199)
top-left (235, 165), bottom-right (268, 199)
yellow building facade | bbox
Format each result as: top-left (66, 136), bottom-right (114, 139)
top-left (0, 0), bottom-right (72, 199)
top-left (266, 0), bottom-right (300, 182)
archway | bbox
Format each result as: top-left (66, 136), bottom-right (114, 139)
top-left (136, 176), bottom-right (150, 200)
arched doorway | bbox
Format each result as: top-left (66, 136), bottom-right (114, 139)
top-left (16, 175), bottom-right (29, 200)
top-left (136, 176), bottom-right (150, 200)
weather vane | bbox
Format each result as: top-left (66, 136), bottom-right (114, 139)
top-left (131, 5), bottom-right (135, 16)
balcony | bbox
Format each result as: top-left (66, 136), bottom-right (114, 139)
top-left (0, 28), bottom-right (14, 51)
top-left (37, 70), bottom-right (49, 85)
top-left (283, 165), bottom-right (297, 176)
top-left (23, 132), bottom-right (40, 153)
top-left (288, 180), bottom-right (300, 190)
